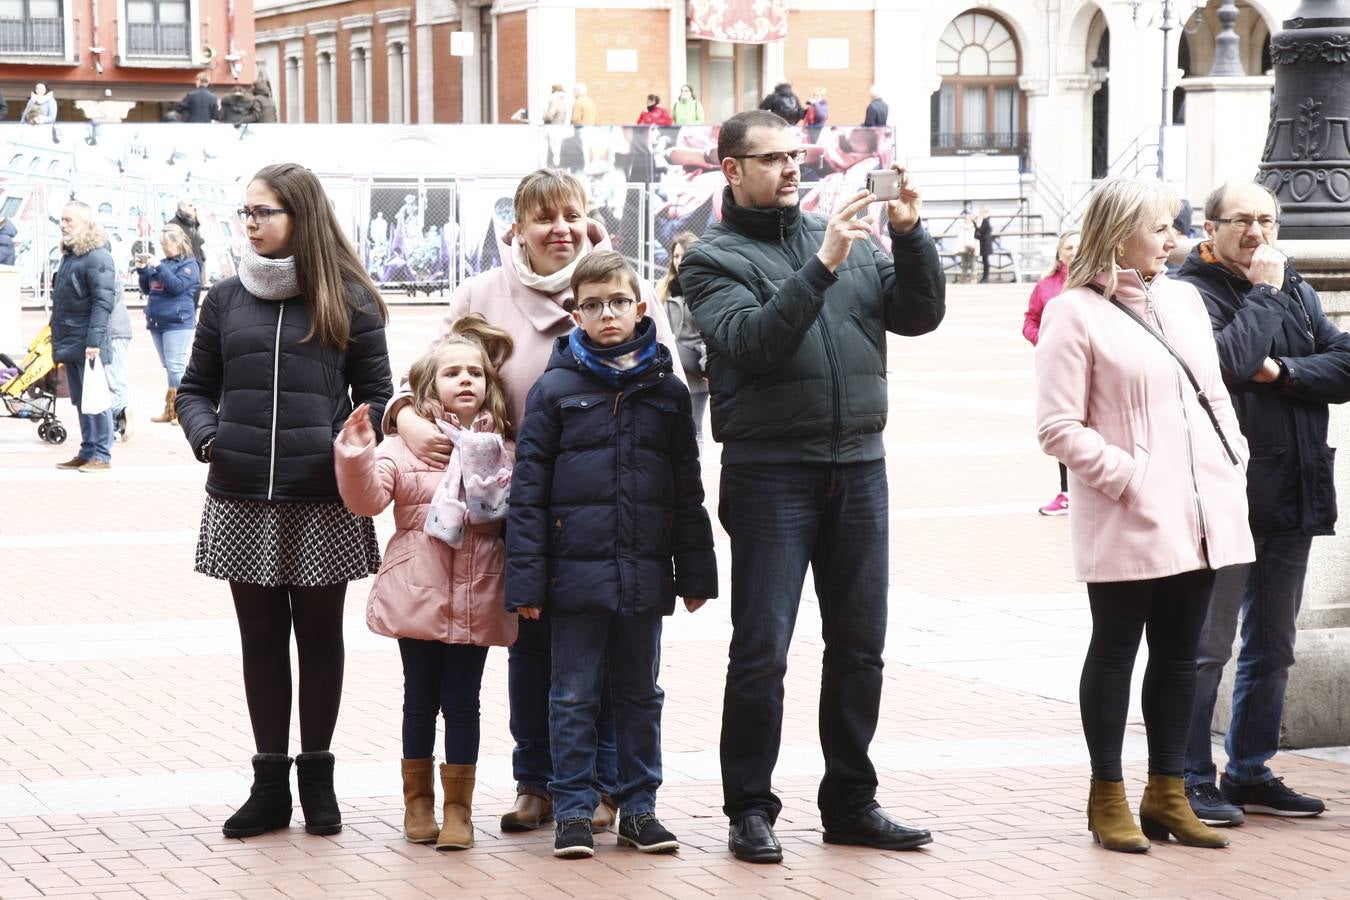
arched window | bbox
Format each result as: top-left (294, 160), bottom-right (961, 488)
top-left (931, 11), bottom-right (1025, 156)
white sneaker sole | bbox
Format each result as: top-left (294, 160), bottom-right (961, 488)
top-left (617, 835), bottom-right (679, 853)
top-left (1241, 804), bottom-right (1323, 817)
top-left (553, 844), bottom-right (594, 858)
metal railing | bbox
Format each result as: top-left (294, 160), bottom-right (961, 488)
top-left (126, 21), bottom-right (190, 58)
top-left (931, 132), bottom-right (1028, 154)
top-left (0, 15), bottom-right (63, 55)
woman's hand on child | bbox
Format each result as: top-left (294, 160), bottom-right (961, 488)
top-left (340, 403), bottom-right (376, 449)
top-left (397, 405), bottom-right (454, 467)
top-left (684, 598), bottom-right (707, 613)
top-left (517, 606), bottom-right (542, 620)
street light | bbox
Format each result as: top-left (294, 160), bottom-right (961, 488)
top-left (1129, 0), bottom-right (1203, 180)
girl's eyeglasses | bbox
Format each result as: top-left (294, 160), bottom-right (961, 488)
top-left (237, 206), bottom-right (289, 224)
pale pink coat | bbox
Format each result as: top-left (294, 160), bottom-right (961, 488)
top-left (382, 221), bottom-right (683, 434)
top-left (1036, 270), bottom-right (1255, 583)
top-left (335, 432), bottom-right (518, 647)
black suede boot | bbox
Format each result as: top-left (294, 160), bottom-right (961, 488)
top-left (222, 753), bottom-right (293, 838)
top-left (295, 751), bottom-right (342, 835)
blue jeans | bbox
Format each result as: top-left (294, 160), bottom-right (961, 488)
top-left (508, 614), bottom-right (617, 797)
top-left (103, 335), bottom-right (132, 416)
top-left (65, 358), bottom-right (113, 463)
top-left (150, 328), bottom-right (193, 389)
top-left (718, 460), bottom-right (889, 826)
top-left (1185, 533), bottom-right (1313, 787)
top-left (398, 638), bottom-right (489, 764)
top-left (548, 611), bottom-right (664, 821)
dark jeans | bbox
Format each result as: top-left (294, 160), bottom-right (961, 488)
top-left (398, 638), bottom-right (489, 763)
top-left (548, 611), bottom-right (664, 821)
top-left (718, 460), bottom-right (889, 826)
top-left (1185, 534), bottom-right (1312, 787)
top-left (1081, 569), bottom-right (1215, 781)
top-left (508, 614), bottom-right (618, 796)
top-left (64, 357), bottom-right (113, 463)
top-left (230, 581), bottom-right (348, 754)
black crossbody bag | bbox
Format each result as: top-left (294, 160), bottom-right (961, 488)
top-left (1085, 283), bottom-right (1240, 466)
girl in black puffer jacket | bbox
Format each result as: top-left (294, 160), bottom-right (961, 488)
top-left (177, 163), bottom-right (393, 840)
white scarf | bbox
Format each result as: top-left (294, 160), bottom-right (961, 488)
top-left (238, 245), bottom-right (301, 300)
top-left (510, 233), bottom-right (593, 295)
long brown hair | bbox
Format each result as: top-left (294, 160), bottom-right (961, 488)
top-left (407, 314), bottom-right (516, 439)
top-left (250, 163), bottom-right (388, 347)
top-left (656, 231), bottom-right (700, 301)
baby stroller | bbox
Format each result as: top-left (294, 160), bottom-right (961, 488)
top-left (0, 324), bottom-right (68, 444)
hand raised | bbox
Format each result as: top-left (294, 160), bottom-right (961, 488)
top-left (1244, 244), bottom-right (1286, 290)
top-left (816, 189), bottom-right (876, 272)
top-left (885, 165), bottom-right (922, 234)
top-left (340, 402), bottom-right (376, 448)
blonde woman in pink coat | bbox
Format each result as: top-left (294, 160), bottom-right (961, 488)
top-left (1036, 179), bottom-right (1254, 855)
top-left (336, 315), bottom-right (516, 852)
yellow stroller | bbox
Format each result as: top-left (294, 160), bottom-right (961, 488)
top-left (0, 324), bottom-right (68, 444)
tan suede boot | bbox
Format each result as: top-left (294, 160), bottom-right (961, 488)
top-left (1087, 779), bottom-right (1149, 853)
top-left (591, 793), bottom-right (617, 833)
top-left (437, 764), bottom-right (476, 850)
top-left (499, 787), bottom-right (553, 832)
top-left (401, 758), bottom-right (439, 844)
top-left (151, 388), bottom-right (177, 424)
top-left (1139, 774), bottom-right (1230, 848)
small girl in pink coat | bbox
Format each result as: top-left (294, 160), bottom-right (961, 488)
top-left (1023, 229), bottom-right (1079, 516)
top-left (335, 314), bottom-right (516, 853)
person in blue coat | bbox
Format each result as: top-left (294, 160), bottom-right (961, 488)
top-left (506, 251), bottom-right (717, 860)
top-left (0, 216), bottom-right (16, 266)
top-left (137, 223), bottom-right (201, 425)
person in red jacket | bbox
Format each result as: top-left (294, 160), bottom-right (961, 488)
top-left (1023, 229), bottom-right (1078, 515)
top-left (636, 94), bottom-right (673, 126)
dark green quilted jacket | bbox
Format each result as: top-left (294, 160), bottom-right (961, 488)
top-left (679, 188), bottom-right (945, 464)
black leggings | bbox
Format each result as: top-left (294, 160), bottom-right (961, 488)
top-left (1081, 568), bottom-right (1215, 782)
top-left (1058, 462), bottom-right (1068, 493)
top-left (231, 581), bottom-right (348, 754)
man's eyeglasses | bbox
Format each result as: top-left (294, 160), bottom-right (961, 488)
top-left (1214, 216), bottom-right (1279, 231)
top-left (735, 149), bottom-right (808, 168)
top-left (577, 298), bottom-right (636, 320)
top-left (237, 206), bottom-right (289, 224)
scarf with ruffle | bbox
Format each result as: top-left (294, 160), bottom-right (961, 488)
top-left (423, 410), bottom-right (511, 548)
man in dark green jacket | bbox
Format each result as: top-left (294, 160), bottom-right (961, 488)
top-left (679, 110), bottom-right (945, 863)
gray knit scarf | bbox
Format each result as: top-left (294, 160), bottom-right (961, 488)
top-left (238, 246), bottom-right (301, 300)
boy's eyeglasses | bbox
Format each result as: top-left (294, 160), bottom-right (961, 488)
top-left (577, 298), bottom-right (636, 320)
top-left (237, 206), bottom-right (289, 224)
top-left (735, 149), bottom-right (808, 168)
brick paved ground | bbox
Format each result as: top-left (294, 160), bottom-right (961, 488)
top-left (3, 287), bottom-right (1349, 899)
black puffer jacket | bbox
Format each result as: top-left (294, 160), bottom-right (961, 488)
top-left (505, 327), bottom-right (717, 617)
top-left (49, 222), bottom-right (117, 363)
top-left (1177, 244), bottom-right (1350, 536)
top-left (176, 276), bottom-right (393, 503)
top-left (679, 188), bottom-right (945, 464)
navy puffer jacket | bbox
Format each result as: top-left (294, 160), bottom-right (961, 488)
top-left (506, 329), bottom-right (717, 617)
top-left (50, 222), bottom-right (117, 363)
top-left (139, 255), bottom-right (201, 331)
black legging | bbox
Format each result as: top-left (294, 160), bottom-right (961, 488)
top-left (1081, 568), bottom-right (1215, 782)
top-left (1058, 461), bottom-right (1068, 493)
top-left (231, 581), bottom-right (348, 754)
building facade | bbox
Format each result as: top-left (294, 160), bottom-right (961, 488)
top-left (0, 0), bottom-right (256, 121)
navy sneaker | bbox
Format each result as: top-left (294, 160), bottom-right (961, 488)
top-left (553, 817), bottom-right (595, 858)
top-left (1186, 782), bottom-right (1245, 826)
top-left (617, 813), bottom-right (679, 853)
top-left (1220, 775), bottom-right (1325, 817)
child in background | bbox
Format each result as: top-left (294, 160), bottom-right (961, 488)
top-left (335, 314), bottom-right (517, 851)
top-left (1023, 229), bottom-right (1080, 516)
top-left (507, 251), bottom-right (717, 859)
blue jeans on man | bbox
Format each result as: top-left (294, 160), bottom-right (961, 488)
top-left (1185, 533), bottom-right (1313, 787)
top-left (718, 460), bottom-right (889, 826)
top-left (65, 357), bottom-right (113, 463)
top-left (547, 611), bottom-right (663, 821)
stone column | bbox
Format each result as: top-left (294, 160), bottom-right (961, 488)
top-left (1179, 75), bottom-right (1273, 202)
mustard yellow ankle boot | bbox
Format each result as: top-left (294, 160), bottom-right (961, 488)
top-left (1138, 774), bottom-right (1229, 848)
top-left (1087, 779), bottom-right (1149, 853)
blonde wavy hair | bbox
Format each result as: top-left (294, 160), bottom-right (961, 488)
top-left (407, 314), bottom-right (515, 439)
top-left (160, 223), bottom-right (194, 259)
top-left (1066, 179), bottom-right (1178, 298)
top-left (1042, 229), bottom-right (1080, 280)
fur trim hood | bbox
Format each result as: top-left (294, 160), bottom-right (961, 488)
top-left (62, 220), bottom-right (109, 257)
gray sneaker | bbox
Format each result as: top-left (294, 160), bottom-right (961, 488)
top-left (1186, 782), bottom-right (1245, 826)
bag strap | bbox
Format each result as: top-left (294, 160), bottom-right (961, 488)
top-left (1085, 282), bottom-right (1240, 466)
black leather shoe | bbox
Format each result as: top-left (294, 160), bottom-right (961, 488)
top-left (728, 813), bottom-right (783, 863)
top-left (823, 807), bottom-right (932, 850)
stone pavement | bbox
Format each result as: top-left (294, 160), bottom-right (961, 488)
top-left (2, 287), bottom-right (1349, 900)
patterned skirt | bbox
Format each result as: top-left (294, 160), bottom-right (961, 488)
top-left (195, 495), bottom-right (381, 587)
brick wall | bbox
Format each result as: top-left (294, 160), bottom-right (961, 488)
top-left (574, 8), bottom-right (671, 125)
top-left (496, 11), bottom-right (528, 124)
top-left (783, 10), bottom-right (875, 128)
top-left (432, 24), bottom-right (464, 122)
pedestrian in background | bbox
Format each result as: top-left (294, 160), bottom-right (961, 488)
top-left (976, 206), bottom-right (994, 283)
top-left (22, 83), bottom-right (56, 124)
top-left (571, 83), bottom-right (597, 125)
top-left (1022, 229), bottom-right (1079, 516)
top-left (0, 215), bottom-right (16, 266)
top-left (103, 272), bottom-right (134, 442)
top-left (219, 84), bottom-right (255, 125)
top-left (637, 94), bottom-right (673, 126)
top-left (657, 231), bottom-right (709, 444)
top-left (171, 200), bottom-right (207, 306)
top-left (336, 315), bottom-right (517, 852)
top-left (672, 84), bottom-right (704, 125)
top-left (758, 82), bottom-right (803, 124)
top-left (543, 84), bottom-right (570, 124)
top-left (175, 72), bottom-right (220, 123)
top-left (136, 223), bottom-right (200, 426)
top-left (1036, 177), bottom-right (1253, 854)
top-left (957, 212), bottom-right (977, 284)
top-left (250, 77), bottom-right (278, 123)
top-left (862, 85), bottom-right (888, 127)
top-left (804, 87), bottom-right (829, 126)
top-left (0, 89), bottom-right (7, 121)
top-left (177, 163), bottom-right (392, 841)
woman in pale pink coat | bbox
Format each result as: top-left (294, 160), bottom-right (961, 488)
top-left (1036, 179), bottom-right (1254, 855)
top-left (336, 316), bottom-right (516, 852)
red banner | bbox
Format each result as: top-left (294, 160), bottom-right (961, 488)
top-left (688, 0), bottom-right (788, 44)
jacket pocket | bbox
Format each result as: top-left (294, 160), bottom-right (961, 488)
top-left (1120, 442), bottom-right (1150, 509)
top-left (557, 394), bottom-right (615, 449)
top-left (847, 307), bottom-right (885, 355)
top-left (1245, 444), bottom-right (1298, 533)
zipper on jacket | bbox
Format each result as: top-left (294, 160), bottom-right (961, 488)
top-left (267, 302), bottom-right (285, 501)
top-left (779, 211), bottom-right (843, 460)
top-left (1148, 286), bottom-right (1209, 557)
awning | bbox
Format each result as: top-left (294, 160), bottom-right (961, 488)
top-left (688, 0), bottom-right (788, 45)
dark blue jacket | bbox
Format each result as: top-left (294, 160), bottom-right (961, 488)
top-left (50, 225), bottom-right (117, 364)
top-left (1177, 245), bottom-right (1350, 536)
top-left (506, 328), bottom-right (717, 617)
top-left (139, 256), bottom-right (201, 331)
top-left (0, 218), bottom-right (15, 266)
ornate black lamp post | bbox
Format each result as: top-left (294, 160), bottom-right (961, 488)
top-left (1257, 0), bottom-right (1350, 238)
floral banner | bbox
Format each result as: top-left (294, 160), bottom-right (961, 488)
top-left (688, 0), bottom-right (788, 44)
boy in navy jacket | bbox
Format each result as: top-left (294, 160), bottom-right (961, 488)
top-left (507, 250), bottom-right (717, 859)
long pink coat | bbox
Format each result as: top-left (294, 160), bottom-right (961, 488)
top-left (335, 433), bottom-right (518, 647)
top-left (1036, 270), bottom-right (1255, 583)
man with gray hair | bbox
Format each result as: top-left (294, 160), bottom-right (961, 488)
top-left (1176, 179), bottom-right (1350, 826)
